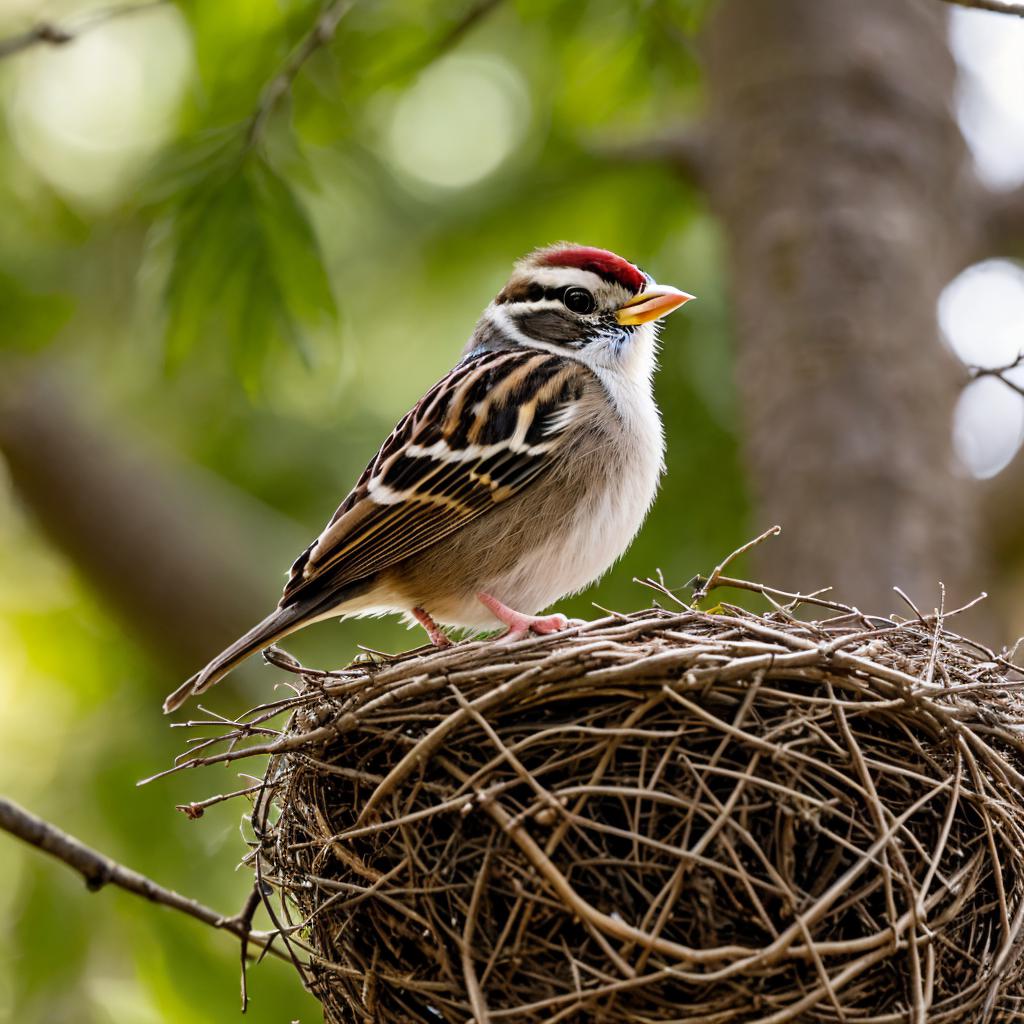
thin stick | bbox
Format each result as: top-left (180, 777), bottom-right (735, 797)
top-left (0, 796), bottom-right (289, 964)
top-left (245, 0), bottom-right (356, 148)
top-left (0, 1), bottom-right (165, 60)
top-left (690, 525), bottom-right (782, 603)
top-left (176, 782), bottom-right (265, 819)
top-left (393, 0), bottom-right (505, 78)
top-left (235, 886), bottom-right (262, 1011)
top-left (462, 847), bottom-right (494, 1024)
top-left (684, 573), bottom-right (854, 615)
top-left (967, 351), bottom-right (1024, 397)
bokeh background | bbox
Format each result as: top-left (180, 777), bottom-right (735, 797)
top-left (1, 1), bottom-right (1022, 1021)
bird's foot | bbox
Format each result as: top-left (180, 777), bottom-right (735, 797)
top-left (476, 592), bottom-right (570, 644)
top-left (412, 606), bottom-right (453, 648)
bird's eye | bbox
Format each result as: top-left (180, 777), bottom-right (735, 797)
top-left (562, 287), bottom-right (596, 315)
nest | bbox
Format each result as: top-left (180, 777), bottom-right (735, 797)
top-left (175, 579), bottom-right (1024, 1023)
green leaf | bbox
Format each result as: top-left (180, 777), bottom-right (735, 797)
top-left (156, 143), bottom-right (337, 383)
top-left (249, 158), bottom-right (337, 332)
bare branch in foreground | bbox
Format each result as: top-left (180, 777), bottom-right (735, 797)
top-left (0, 1), bottom-right (166, 60)
top-left (968, 353), bottom-right (1024, 400)
top-left (0, 796), bottom-right (288, 967)
top-left (937, 0), bottom-right (1024, 15)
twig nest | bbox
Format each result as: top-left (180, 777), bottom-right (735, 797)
top-left (234, 603), bottom-right (1024, 1023)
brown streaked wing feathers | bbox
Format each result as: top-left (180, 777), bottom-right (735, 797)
top-left (278, 351), bottom-right (588, 608)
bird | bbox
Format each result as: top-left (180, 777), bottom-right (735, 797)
top-left (163, 244), bottom-right (693, 713)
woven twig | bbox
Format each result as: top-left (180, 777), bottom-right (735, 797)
top-left (170, 583), bottom-right (1024, 1023)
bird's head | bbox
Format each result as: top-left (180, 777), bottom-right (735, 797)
top-left (468, 244), bottom-right (694, 377)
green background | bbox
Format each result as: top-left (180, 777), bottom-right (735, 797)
top-left (0, 1), bottom-right (744, 1021)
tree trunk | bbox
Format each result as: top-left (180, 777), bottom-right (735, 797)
top-left (702, 0), bottom-right (980, 618)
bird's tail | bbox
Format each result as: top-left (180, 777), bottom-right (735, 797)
top-left (162, 603), bottom-right (313, 714)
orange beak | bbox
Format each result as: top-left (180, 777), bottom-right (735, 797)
top-left (616, 285), bottom-right (695, 326)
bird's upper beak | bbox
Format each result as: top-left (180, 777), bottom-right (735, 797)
top-left (616, 285), bottom-right (695, 326)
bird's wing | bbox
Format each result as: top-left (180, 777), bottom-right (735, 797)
top-left (279, 349), bottom-right (592, 608)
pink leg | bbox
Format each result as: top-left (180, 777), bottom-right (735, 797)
top-left (477, 592), bottom-right (569, 643)
top-left (412, 607), bottom-right (452, 648)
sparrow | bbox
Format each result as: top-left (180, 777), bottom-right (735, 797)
top-left (163, 245), bottom-right (692, 713)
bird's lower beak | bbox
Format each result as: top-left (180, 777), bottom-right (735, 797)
top-left (616, 285), bottom-right (695, 326)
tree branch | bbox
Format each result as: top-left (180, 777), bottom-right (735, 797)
top-left (0, 1), bottom-right (166, 60)
top-left (245, 0), bottom-right (356, 148)
top-left (395, 0), bottom-right (505, 77)
top-left (588, 125), bottom-right (712, 193)
top-left (0, 363), bottom-right (301, 680)
top-left (245, 0), bottom-right (506, 149)
top-left (968, 353), bottom-right (1024, 399)
top-left (0, 795), bottom-right (289, 965)
top-left (937, 0), bottom-right (1024, 16)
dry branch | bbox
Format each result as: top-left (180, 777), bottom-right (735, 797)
top-left (0, 796), bottom-right (288, 970)
top-left (938, 0), bottom-right (1024, 15)
top-left (0, 1), bottom-right (166, 60)
top-left (968, 352), bottom-right (1024, 400)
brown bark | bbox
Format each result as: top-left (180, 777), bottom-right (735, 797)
top-left (978, 183), bottom-right (1024, 264)
top-left (702, 0), bottom-right (981, 617)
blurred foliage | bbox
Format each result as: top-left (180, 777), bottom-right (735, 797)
top-left (155, 143), bottom-right (337, 383)
top-left (0, 0), bottom-right (744, 1021)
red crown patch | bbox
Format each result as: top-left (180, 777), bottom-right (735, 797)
top-left (539, 246), bottom-right (646, 294)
